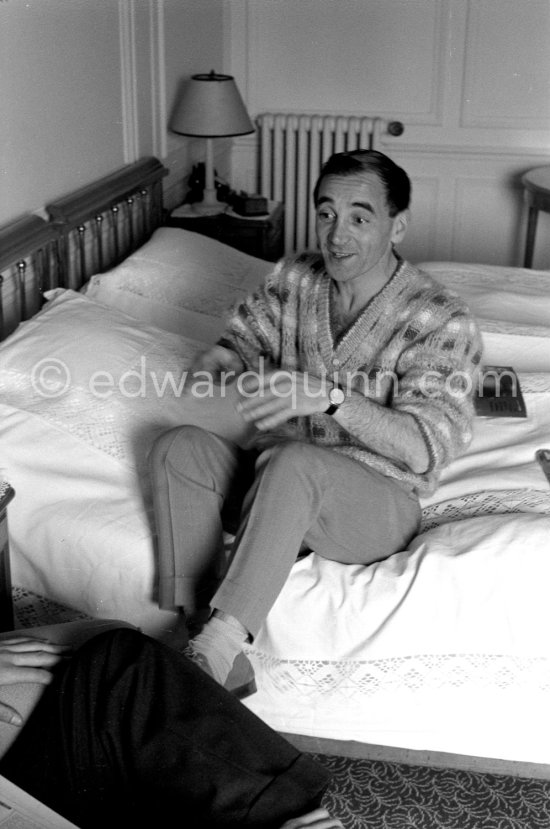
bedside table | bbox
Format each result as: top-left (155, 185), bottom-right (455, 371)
top-left (165, 201), bottom-right (284, 262)
top-left (0, 483), bottom-right (15, 631)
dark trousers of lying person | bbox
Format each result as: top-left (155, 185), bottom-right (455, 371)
top-left (0, 628), bottom-right (328, 828)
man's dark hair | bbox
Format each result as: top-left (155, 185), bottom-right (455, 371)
top-left (313, 149), bottom-right (411, 216)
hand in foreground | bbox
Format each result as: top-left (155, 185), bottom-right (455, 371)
top-left (0, 637), bottom-right (71, 726)
top-left (280, 808), bottom-right (344, 828)
top-left (188, 345), bottom-right (244, 386)
top-left (236, 368), bottom-right (330, 430)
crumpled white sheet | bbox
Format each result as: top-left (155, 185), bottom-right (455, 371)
top-left (244, 512), bottom-right (550, 762)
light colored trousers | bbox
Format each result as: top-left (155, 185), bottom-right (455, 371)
top-left (149, 425), bottom-right (421, 638)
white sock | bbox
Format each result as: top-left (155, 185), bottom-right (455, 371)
top-left (190, 615), bottom-right (247, 685)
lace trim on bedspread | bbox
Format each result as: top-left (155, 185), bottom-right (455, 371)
top-left (13, 586), bottom-right (91, 627)
top-left (246, 650), bottom-right (550, 699)
top-left (420, 489), bottom-right (550, 530)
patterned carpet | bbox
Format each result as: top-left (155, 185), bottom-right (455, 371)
top-left (12, 589), bottom-right (550, 828)
top-left (312, 752), bottom-right (550, 828)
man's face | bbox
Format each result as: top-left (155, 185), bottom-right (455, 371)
top-left (315, 171), bottom-right (408, 285)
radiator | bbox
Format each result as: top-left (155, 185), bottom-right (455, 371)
top-left (257, 113), bottom-right (404, 254)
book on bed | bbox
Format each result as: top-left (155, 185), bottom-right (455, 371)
top-left (475, 365), bottom-right (527, 418)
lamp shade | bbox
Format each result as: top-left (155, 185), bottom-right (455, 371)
top-left (170, 71), bottom-right (254, 138)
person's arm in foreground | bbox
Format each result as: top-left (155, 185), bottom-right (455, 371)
top-left (281, 808), bottom-right (343, 827)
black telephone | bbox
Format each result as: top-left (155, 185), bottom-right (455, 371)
top-left (185, 163), bottom-right (232, 205)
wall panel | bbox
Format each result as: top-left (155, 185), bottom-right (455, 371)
top-left (462, 0), bottom-right (550, 130)
top-left (246, 0), bottom-right (446, 124)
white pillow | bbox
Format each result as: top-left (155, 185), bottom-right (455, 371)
top-left (418, 261), bottom-right (550, 327)
top-left (82, 226), bottom-right (273, 338)
top-left (85, 285), bottom-right (228, 342)
top-left (480, 318), bottom-right (550, 372)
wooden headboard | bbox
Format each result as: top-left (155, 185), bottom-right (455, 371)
top-left (0, 156), bottom-right (168, 340)
top-left (0, 215), bottom-right (61, 339)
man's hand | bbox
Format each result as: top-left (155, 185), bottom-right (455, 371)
top-left (0, 637), bottom-right (71, 726)
top-left (188, 345), bottom-right (245, 386)
top-left (236, 368), bottom-right (330, 431)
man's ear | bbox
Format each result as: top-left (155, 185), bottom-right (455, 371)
top-left (391, 209), bottom-right (410, 245)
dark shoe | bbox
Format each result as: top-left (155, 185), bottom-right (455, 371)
top-left (183, 644), bottom-right (256, 699)
top-left (226, 652), bottom-right (257, 699)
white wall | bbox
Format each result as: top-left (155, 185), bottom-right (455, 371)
top-left (0, 0), bottom-right (227, 225)
top-left (227, 0), bottom-right (550, 267)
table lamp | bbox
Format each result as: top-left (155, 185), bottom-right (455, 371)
top-left (170, 70), bottom-right (255, 215)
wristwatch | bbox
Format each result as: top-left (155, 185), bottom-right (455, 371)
top-left (325, 382), bottom-right (345, 415)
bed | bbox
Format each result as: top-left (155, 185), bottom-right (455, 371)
top-left (1, 156), bottom-right (550, 771)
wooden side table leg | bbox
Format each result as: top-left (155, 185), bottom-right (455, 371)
top-left (523, 205), bottom-right (538, 268)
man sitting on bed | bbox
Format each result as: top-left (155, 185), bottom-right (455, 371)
top-left (149, 149), bottom-right (483, 693)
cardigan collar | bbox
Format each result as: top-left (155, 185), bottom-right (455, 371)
top-left (319, 255), bottom-right (410, 369)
